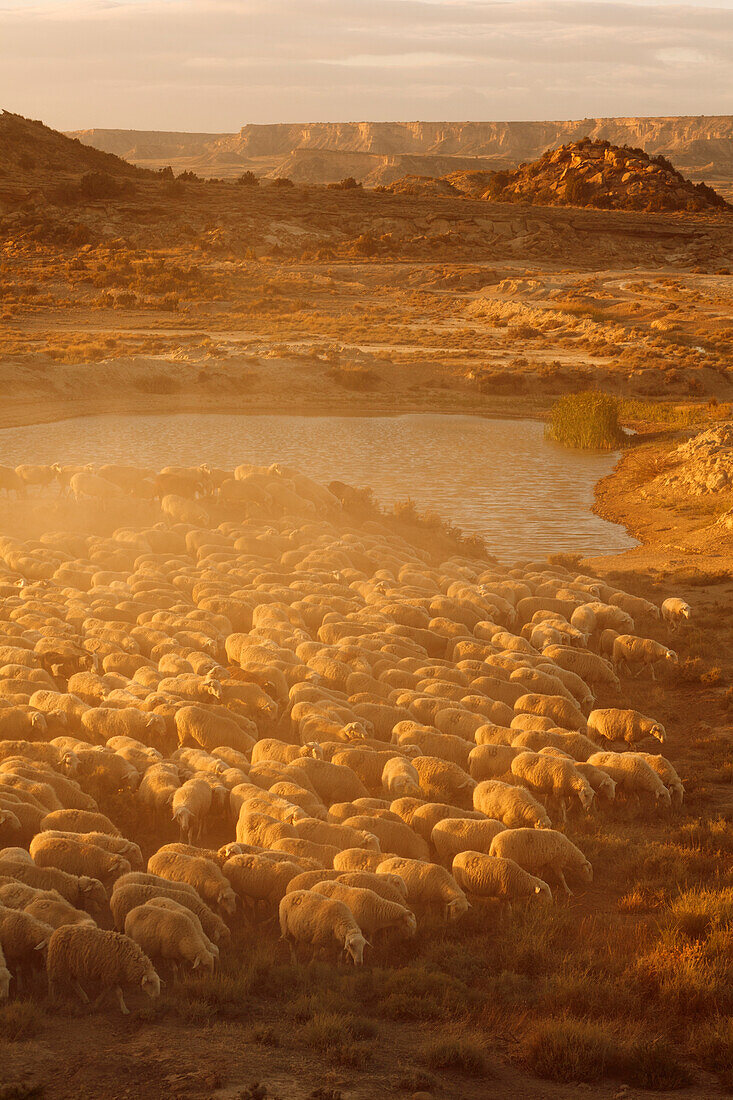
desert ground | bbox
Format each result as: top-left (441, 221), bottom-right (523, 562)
top-left (0, 114), bottom-right (732, 1100)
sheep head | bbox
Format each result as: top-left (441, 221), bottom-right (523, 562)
top-left (141, 970), bottom-right (161, 998)
top-left (651, 723), bottom-right (666, 744)
top-left (217, 886), bottom-right (237, 916)
top-left (446, 895), bottom-right (469, 922)
top-left (344, 929), bottom-right (367, 966)
top-left (533, 880), bottom-right (553, 903)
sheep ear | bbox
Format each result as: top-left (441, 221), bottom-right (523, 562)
top-left (365, 940), bottom-right (373, 948)
top-left (35, 940), bottom-right (47, 951)
top-left (535, 885), bottom-right (542, 894)
top-left (193, 956), bottom-right (200, 969)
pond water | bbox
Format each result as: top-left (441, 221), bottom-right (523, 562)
top-left (0, 413), bottom-right (635, 559)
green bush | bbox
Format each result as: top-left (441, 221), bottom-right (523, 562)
top-left (546, 391), bottom-right (623, 450)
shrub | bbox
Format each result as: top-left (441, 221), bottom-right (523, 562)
top-left (623, 1035), bottom-right (692, 1090)
top-left (521, 1016), bottom-right (617, 1082)
top-left (327, 177), bottom-right (362, 191)
top-left (0, 1000), bottom-right (43, 1041)
top-left (422, 1036), bottom-right (490, 1076)
top-left (79, 171), bottom-right (122, 200)
top-left (546, 391), bottom-right (623, 450)
top-left (237, 171), bottom-right (259, 187)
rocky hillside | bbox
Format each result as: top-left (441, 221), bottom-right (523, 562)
top-left (69, 116), bottom-right (733, 192)
top-left (394, 140), bottom-right (730, 213)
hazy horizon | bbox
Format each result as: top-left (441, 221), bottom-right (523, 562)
top-left (1, 0), bottom-right (732, 133)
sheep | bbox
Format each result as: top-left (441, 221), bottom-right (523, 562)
top-left (510, 727), bottom-right (599, 762)
top-left (30, 834), bottom-right (130, 887)
top-left (468, 744), bottom-right (521, 781)
top-left (109, 883), bottom-right (230, 947)
top-left (340, 813), bottom-right (429, 861)
top-left (661, 598), bottom-right (691, 629)
top-left (286, 757), bottom-right (369, 804)
top-left (175, 705), bottom-right (255, 755)
top-left (541, 645), bottom-right (620, 688)
top-left (332, 848), bottom-right (391, 873)
top-left (586, 752), bottom-right (672, 809)
top-left (612, 636), bottom-right (678, 679)
top-left (587, 708), bottom-right (666, 747)
top-left (147, 850), bottom-right (237, 916)
top-left (293, 817), bottom-right (380, 853)
top-left (40, 809), bottom-right (122, 837)
top-left (138, 763), bottom-right (181, 821)
top-left (473, 780), bottom-right (551, 829)
top-left (0, 904), bottom-right (53, 982)
top-left (574, 761), bottom-right (617, 804)
top-left (334, 871), bottom-right (409, 905)
top-left (376, 856), bottom-right (469, 922)
top-left (39, 829), bottom-right (142, 871)
top-left (0, 858), bottom-right (107, 918)
top-left (81, 708), bottom-right (166, 746)
top-left (609, 592), bottom-right (661, 622)
top-left (489, 828), bottom-right (592, 898)
top-left (514, 693), bottom-right (587, 733)
top-left (410, 756), bottom-right (475, 807)
top-left (21, 894), bottom-right (96, 931)
top-left (431, 817), bottom-right (507, 866)
top-left (46, 924), bottom-right (160, 1014)
top-left (172, 778), bottom-right (213, 843)
top-left (452, 851), bottom-right (552, 916)
top-left (141, 897), bottom-right (219, 960)
top-left (635, 753), bottom-right (685, 808)
top-left (310, 881), bottom-right (416, 941)
top-left (124, 903), bottom-right (216, 974)
top-left (510, 751), bottom-right (594, 823)
top-left (236, 810), bottom-right (296, 849)
top-left (106, 735), bottom-right (164, 772)
top-left (279, 889), bottom-right (368, 965)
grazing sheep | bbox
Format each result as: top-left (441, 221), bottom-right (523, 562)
top-left (411, 756), bottom-right (476, 807)
top-left (172, 778), bottom-right (214, 843)
top-left (473, 780), bottom-right (551, 829)
top-left (235, 810), bottom-right (296, 849)
top-left (376, 856), bottom-right (469, 922)
top-left (22, 895), bottom-right (96, 931)
top-left (340, 814), bottom-right (428, 861)
top-left (541, 645), bottom-right (620, 688)
top-left (293, 817), bottom-right (380, 853)
top-left (46, 924), bottom-right (160, 1014)
top-left (609, 593), bottom-right (660, 622)
top-left (510, 727), bottom-right (599, 762)
top-left (514, 693), bottom-right (587, 733)
top-left (124, 903), bottom-right (215, 974)
top-left (635, 753), bottom-right (685, 808)
top-left (175, 705), bottom-right (255, 755)
top-left (147, 850), bottom-right (236, 915)
top-left (279, 889), bottom-right (368, 965)
top-left (381, 756), bottom-right (422, 799)
top-left (431, 817), bottom-right (507, 865)
top-left (574, 761), bottom-right (617, 804)
top-left (510, 752), bottom-right (594, 823)
top-left (30, 834), bottom-right (130, 887)
top-left (0, 905), bottom-right (53, 981)
top-left (109, 883), bottom-right (229, 947)
top-left (311, 881), bottom-right (416, 940)
top-left (586, 752), bottom-right (672, 809)
top-left (612, 636), bottom-right (678, 679)
top-left (0, 858), bottom-right (107, 918)
top-left (286, 757), bottom-right (369, 804)
top-left (332, 848), bottom-right (391, 873)
top-left (468, 744), bottom-right (521, 781)
top-left (40, 809), bottom-right (121, 837)
top-left (661, 598), bottom-right (692, 629)
top-left (489, 828), bottom-right (592, 898)
top-left (452, 851), bottom-right (552, 916)
top-left (587, 708), bottom-right (666, 746)
top-left (334, 871), bottom-right (408, 905)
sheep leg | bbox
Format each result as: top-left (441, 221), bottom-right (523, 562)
top-left (114, 986), bottom-right (130, 1015)
top-left (556, 868), bottom-right (574, 898)
top-left (73, 980), bottom-right (90, 1005)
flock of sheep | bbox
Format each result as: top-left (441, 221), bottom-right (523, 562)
top-left (0, 460), bottom-right (691, 1015)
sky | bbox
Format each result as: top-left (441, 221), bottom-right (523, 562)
top-left (0, 0), bottom-right (731, 132)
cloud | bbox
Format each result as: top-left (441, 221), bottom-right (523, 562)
top-left (0, 0), bottom-right (731, 129)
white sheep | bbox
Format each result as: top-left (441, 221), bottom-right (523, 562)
top-left (124, 902), bottom-right (216, 974)
top-left (310, 881), bottom-right (416, 941)
top-left (431, 816), bottom-right (507, 865)
top-left (473, 779), bottom-right (551, 829)
top-left (510, 751), bottom-right (594, 823)
top-left (489, 828), bottom-right (592, 898)
top-left (451, 851), bottom-right (552, 916)
top-left (612, 636), bottom-right (678, 679)
top-left (375, 856), bottom-right (469, 922)
top-left (661, 598), bottom-right (692, 630)
top-left (587, 708), bottom-right (666, 746)
top-left (381, 756), bottom-right (421, 799)
top-left (587, 752), bottom-right (672, 809)
top-left (172, 778), bottom-right (213, 843)
top-left (46, 924), bottom-right (160, 1014)
top-left (279, 889), bottom-right (368, 965)
top-left (635, 753), bottom-right (685, 808)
